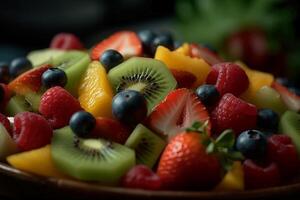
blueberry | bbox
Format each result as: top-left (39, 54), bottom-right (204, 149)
top-left (257, 109), bottom-right (279, 132)
top-left (69, 111), bottom-right (96, 137)
top-left (236, 130), bottom-right (267, 159)
top-left (100, 49), bottom-right (124, 72)
top-left (112, 90), bottom-right (147, 126)
top-left (9, 57), bottom-right (32, 78)
top-left (276, 77), bottom-right (290, 87)
top-left (173, 40), bottom-right (183, 49)
top-left (195, 84), bottom-right (220, 107)
top-left (138, 30), bottom-right (157, 55)
top-left (0, 62), bottom-right (10, 83)
top-left (42, 68), bottom-right (67, 88)
top-left (151, 33), bottom-right (174, 55)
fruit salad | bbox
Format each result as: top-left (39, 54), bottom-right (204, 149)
top-left (0, 31), bottom-right (300, 191)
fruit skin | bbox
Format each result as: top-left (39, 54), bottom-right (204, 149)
top-left (151, 33), bottom-right (174, 55)
top-left (100, 49), bottom-right (124, 72)
top-left (257, 109), bottom-right (279, 132)
top-left (189, 43), bottom-right (223, 65)
top-left (211, 93), bottom-right (257, 136)
top-left (7, 145), bottom-right (67, 178)
top-left (50, 33), bottom-right (84, 50)
top-left (157, 131), bottom-right (221, 190)
top-left (0, 113), bottom-right (12, 136)
top-left (112, 90), bottom-right (147, 126)
top-left (195, 84), bottom-right (220, 107)
top-left (138, 30), bottom-right (157, 55)
top-left (13, 112), bottom-right (53, 151)
top-left (8, 64), bottom-right (51, 95)
top-left (147, 88), bottom-right (211, 140)
top-left (235, 130), bottom-right (267, 159)
top-left (0, 62), bottom-right (10, 83)
top-left (267, 135), bottom-right (300, 180)
top-left (214, 161), bottom-right (244, 191)
top-left (243, 159), bottom-right (280, 189)
top-left (155, 46), bottom-right (211, 88)
top-left (91, 31), bottom-right (142, 60)
top-left (78, 61), bottom-right (114, 118)
top-left (69, 111), bottom-right (96, 137)
top-left (0, 123), bottom-right (18, 159)
top-left (91, 117), bottom-right (131, 144)
top-left (41, 68), bottom-right (67, 89)
top-left (39, 86), bottom-right (82, 129)
top-left (206, 62), bottom-right (249, 96)
top-left (122, 165), bottom-right (161, 190)
top-left (170, 69), bottom-right (197, 89)
top-left (9, 57), bottom-right (33, 78)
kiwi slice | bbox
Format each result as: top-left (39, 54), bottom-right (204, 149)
top-left (5, 92), bottom-right (41, 116)
top-left (125, 124), bottom-right (166, 168)
top-left (51, 51), bottom-right (90, 96)
top-left (0, 124), bottom-right (18, 159)
top-left (51, 126), bottom-right (135, 183)
top-left (108, 57), bottom-right (177, 113)
top-left (27, 49), bottom-right (65, 67)
top-left (279, 111), bottom-right (300, 155)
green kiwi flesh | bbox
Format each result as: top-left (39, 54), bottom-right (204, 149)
top-left (125, 124), bottom-right (166, 168)
top-left (108, 57), bottom-right (177, 113)
top-left (51, 126), bottom-right (135, 183)
top-left (27, 49), bottom-right (65, 67)
top-left (279, 111), bottom-right (300, 155)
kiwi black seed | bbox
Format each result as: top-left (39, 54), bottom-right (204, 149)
top-left (108, 57), bottom-right (177, 113)
top-left (51, 126), bottom-right (135, 183)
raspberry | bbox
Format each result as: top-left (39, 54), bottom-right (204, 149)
top-left (0, 113), bottom-right (12, 136)
top-left (206, 63), bottom-right (249, 96)
top-left (267, 135), bottom-right (300, 179)
top-left (121, 165), bottom-right (161, 190)
top-left (39, 86), bottom-right (82, 129)
top-left (243, 159), bottom-right (280, 189)
top-left (211, 93), bottom-right (257, 135)
top-left (13, 112), bottom-right (53, 151)
top-left (50, 33), bottom-right (84, 50)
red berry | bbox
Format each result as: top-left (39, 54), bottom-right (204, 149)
top-left (206, 63), bottom-right (249, 96)
top-left (243, 159), bottom-right (280, 189)
top-left (91, 117), bottom-right (131, 144)
top-left (122, 165), bottom-right (161, 190)
top-left (50, 33), bottom-right (84, 50)
top-left (157, 132), bottom-right (221, 190)
top-left (189, 43), bottom-right (223, 65)
top-left (211, 93), bottom-right (257, 135)
top-left (39, 86), bottom-right (82, 129)
top-left (267, 135), bottom-right (300, 179)
top-left (170, 69), bottom-right (197, 89)
top-left (0, 83), bottom-right (11, 111)
top-left (13, 112), bottom-right (53, 151)
top-left (0, 113), bottom-right (12, 136)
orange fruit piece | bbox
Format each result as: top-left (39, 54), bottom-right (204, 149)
top-left (78, 61), bottom-right (114, 117)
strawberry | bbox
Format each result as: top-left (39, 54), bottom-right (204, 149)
top-left (147, 88), bottom-right (211, 140)
top-left (121, 165), bottom-right (162, 190)
top-left (272, 81), bottom-right (300, 111)
top-left (267, 135), bottom-right (300, 180)
top-left (211, 93), bottom-right (257, 136)
top-left (0, 113), bottom-right (12, 136)
top-left (91, 117), bottom-right (131, 144)
top-left (157, 129), bottom-right (221, 190)
top-left (189, 43), bottom-right (223, 65)
top-left (91, 31), bottom-right (142, 60)
top-left (13, 112), bottom-right (53, 151)
top-left (8, 64), bottom-right (51, 95)
top-left (206, 63), bottom-right (249, 96)
top-left (50, 33), bottom-right (84, 50)
top-left (39, 86), bottom-right (82, 129)
top-left (170, 69), bottom-right (197, 89)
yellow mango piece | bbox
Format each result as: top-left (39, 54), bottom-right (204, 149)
top-left (238, 61), bottom-right (274, 103)
top-left (174, 43), bottom-right (190, 56)
top-left (155, 46), bottom-right (211, 87)
top-left (7, 145), bottom-right (67, 179)
top-left (214, 162), bottom-right (244, 191)
top-left (78, 61), bottom-right (114, 117)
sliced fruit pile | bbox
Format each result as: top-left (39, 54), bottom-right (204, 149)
top-left (0, 31), bottom-right (300, 191)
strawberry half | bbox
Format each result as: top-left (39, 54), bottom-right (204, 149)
top-left (170, 69), bottom-right (197, 89)
top-left (8, 64), bottom-right (51, 95)
top-left (272, 81), bottom-right (300, 111)
top-left (189, 43), bottom-right (223, 65)
top-left (91, 31), bottom-right (142, 60)
top-left (147, 88), bottom-right (211, 140)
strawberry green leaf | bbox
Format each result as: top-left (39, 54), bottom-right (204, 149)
top-left (215, 129), bottom-right (235, 148)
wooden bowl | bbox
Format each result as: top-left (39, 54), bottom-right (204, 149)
top-left (1, 162), bottom-right (300, 200)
